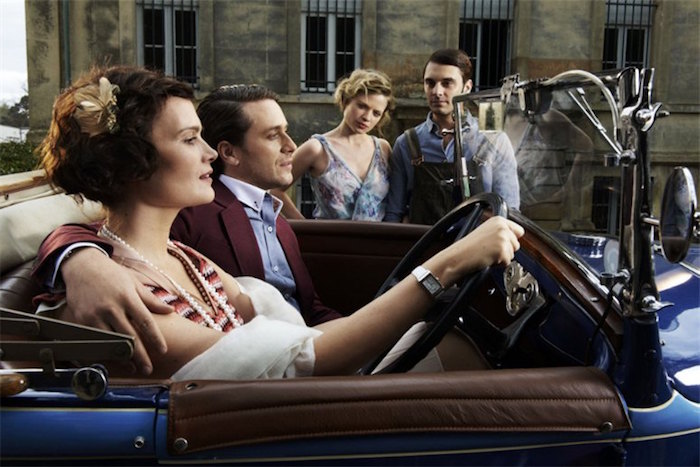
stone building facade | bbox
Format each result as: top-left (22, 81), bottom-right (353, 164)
top-left (25, 0), bottom-right (699, 228)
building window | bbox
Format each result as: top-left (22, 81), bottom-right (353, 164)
top-left (136, 0), bottom-right (199, 86)
top-left (602, 0), bottom-right (656, 70)
top-left (592, 176), bottom-right (620, 234)
top-left (458, 0), bottom-right (514, 91)
top-left (301, 0), bottom-right (362, 93)
top-left (294, 175), bottom-right (316, 218)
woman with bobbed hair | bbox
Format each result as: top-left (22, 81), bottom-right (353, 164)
top-left (38, 65), bottom-right (523, 380)
top-left (42, 66), bottom-right (195, 208)
top-left (274, 68), bottom-right (395, 221)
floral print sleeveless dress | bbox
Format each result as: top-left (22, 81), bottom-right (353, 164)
top-left (308, 134), bottom-right (389, 221)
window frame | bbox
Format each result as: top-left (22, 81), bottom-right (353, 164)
top-left (592, 176), bottom-right (621, 235)
top-left (458, 0), bottom-right (514, 91)
top-left (602, 0), bottom-right (655, 70)
top-left (300, 2), bottom-right (362, 94)
top-left (136, 0), bottom-right (200, 86)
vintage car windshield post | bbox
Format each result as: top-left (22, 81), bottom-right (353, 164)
top-left (612, 68), bottom-right (674, 406)
top-left (1, 67), bottom-right (698, 466)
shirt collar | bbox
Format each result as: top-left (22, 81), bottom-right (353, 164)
top-left (425, 110), bottom-right (475, 136)
top-left (218, 174), bottom-right (283, 217)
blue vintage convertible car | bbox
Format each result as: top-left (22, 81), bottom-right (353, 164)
top-left (1, 67), bottom-right (698, 465)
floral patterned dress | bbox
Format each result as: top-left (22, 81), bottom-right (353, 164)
top-left (308, 134), bottom-right (390, 221)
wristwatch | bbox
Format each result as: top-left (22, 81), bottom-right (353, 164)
top-left (411, 265), bottom-right (444, 298)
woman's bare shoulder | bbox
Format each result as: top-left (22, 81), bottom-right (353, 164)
top-left (378, 137), bottom-right (392, 161)
top-left (294, 136), bottom-right (330, 177)
top-left (295, 136), bottom-right (326, 159)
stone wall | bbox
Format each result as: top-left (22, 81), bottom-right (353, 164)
top-left (25, 0), bottom-right (698, 219)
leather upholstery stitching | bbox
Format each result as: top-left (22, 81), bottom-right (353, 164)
top-left (173, 397), bottom-right (620, 422)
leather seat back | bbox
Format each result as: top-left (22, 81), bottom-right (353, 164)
top-left (0, 262), bottom-right (39, 313)
top-left (0, 181), bottom-right (102, 312)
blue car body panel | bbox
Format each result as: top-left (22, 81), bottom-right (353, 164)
top-left (624, 391), bottom-right (700, 466)
top-left (557, 233), bottom-right (700, 404)
top-left (3, 385), bottom-right (697, 465)
top-left (0, 387), bottom-right (164, 462)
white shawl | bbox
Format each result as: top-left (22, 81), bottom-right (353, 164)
top-left (172, 276), bottom-right (322, 380)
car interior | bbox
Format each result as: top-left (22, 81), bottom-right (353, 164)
top-left (0, 170), bottom-right (631, 450)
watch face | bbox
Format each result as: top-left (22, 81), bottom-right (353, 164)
top-left (423, 276), bottom-right (442, 295)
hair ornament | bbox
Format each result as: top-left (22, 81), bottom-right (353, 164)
top-left (73, 77), bottom-right (120, 136)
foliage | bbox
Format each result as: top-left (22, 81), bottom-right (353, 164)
top-left (0, 141), bottom-right (39, 175)
top-left (0, 95), bottom-right (29, 128)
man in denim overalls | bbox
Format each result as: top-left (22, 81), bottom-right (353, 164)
top-left (385, 49), bottom-right (520, 225)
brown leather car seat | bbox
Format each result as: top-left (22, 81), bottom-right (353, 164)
top-left (0, 261), bottom-right (40, 313)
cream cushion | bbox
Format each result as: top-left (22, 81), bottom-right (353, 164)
top-left (0, 192), bottom-right (103, 273)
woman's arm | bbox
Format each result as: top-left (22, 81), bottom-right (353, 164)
top-left (271, 188), bottom-right (306, 220)
top-left (148, 309), bottom-right (226, 378)
top-left (139, 217), bottom-right (522, 379)
top-left (291, 137), bottom-right (328, 180)
top-left (311, 216), bottom-right (523, 375)
top-left (271, 138), bottom-right (328, 219)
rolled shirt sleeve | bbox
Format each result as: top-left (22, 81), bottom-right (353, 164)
top-left (486, 131), bottom-right (520, 210)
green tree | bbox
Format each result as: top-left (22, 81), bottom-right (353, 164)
top-left (0, 103), bottom-right (10, 122)
top-left (1, 95), bottom-right (29, 128)
top-left (0, 141), bottom-right (38, 175)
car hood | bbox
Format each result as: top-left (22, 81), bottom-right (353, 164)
top-left (556, 233), bottom-right (700, 403)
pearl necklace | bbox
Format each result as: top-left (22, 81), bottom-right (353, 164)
top-left (99, 225), bottom-right (242, 331)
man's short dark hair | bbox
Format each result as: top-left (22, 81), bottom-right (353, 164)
top-left (423, 49), bottom-right (473, 85)
top-left (197, 84), bottom-right (280, 176)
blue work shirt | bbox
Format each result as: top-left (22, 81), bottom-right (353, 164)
top-left (219, 175), bottom-right (301, 312)
top-left (384, 111), bottom-right (520, 222)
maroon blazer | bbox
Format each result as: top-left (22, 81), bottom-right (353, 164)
top-left (33, 180), bottom-right (341, 326)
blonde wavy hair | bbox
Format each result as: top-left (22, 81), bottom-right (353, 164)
top-left (334, 68), bottom-right (395, 134)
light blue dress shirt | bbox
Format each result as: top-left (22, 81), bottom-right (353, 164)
top-left (219, 175), bottom-right (300, 312)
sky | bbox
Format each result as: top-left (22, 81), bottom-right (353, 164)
top-left (0, 0), bottom-right (27, 105)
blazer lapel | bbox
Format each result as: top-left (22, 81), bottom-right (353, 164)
top-left (214, 180), bottom-right (266, 279)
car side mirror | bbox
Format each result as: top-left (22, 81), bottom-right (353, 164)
top-left (659, 167), bottom-right (697, 263)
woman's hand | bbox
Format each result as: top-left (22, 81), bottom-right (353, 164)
top-left (464, 216), bottom-right (523, 268)
top-left (425, 216), bottom-right (524, 287)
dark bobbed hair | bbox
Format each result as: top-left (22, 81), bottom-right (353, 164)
top-left (422, 49), bottom-right (473, 85)
top-left (39, 65), bottom-right (194, 208)
top-left (196, 84), bottom-right (280, 176)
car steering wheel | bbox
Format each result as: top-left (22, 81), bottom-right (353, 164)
top-left (361, 193), bottom-right (508, 375)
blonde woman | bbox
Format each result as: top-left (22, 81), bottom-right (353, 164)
top-left (274, 69), bottom-right (395, 221)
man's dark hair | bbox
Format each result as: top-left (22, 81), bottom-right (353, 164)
top-left (197, 84), bottom-right (280, 176)
top-left (423, 49), bottom-right (473, 84)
